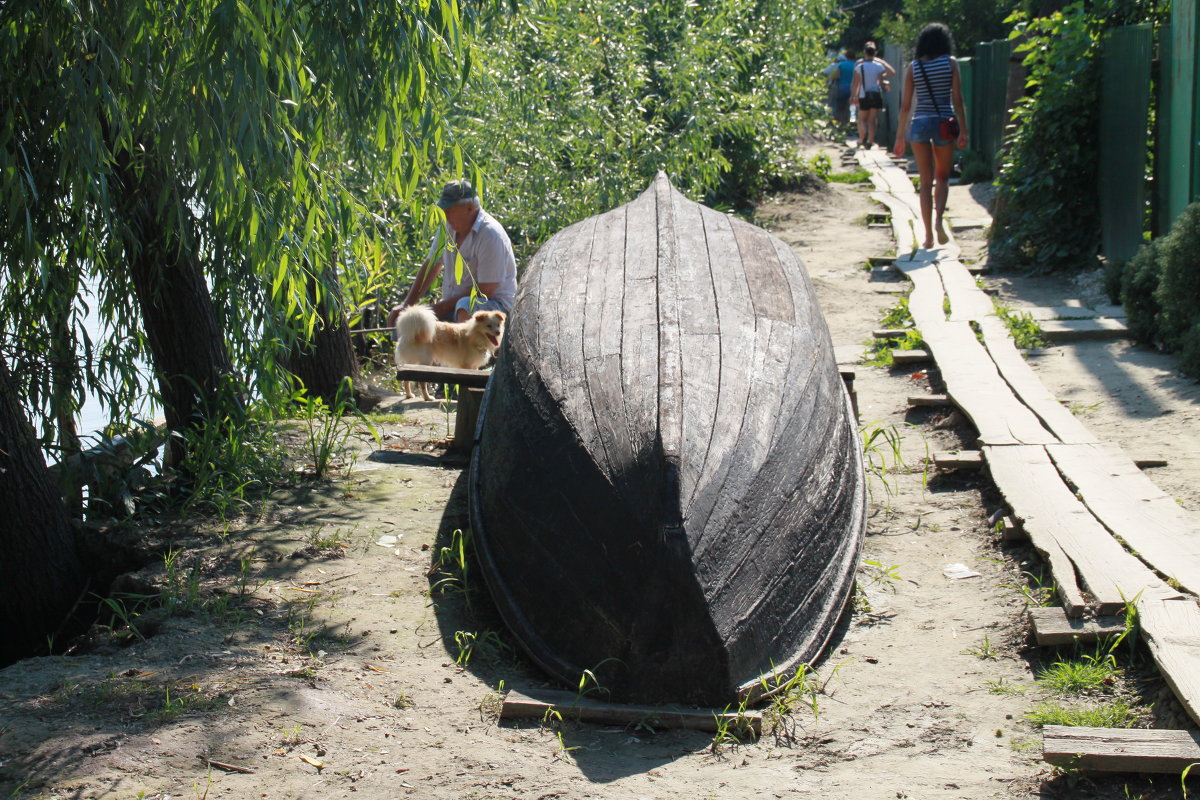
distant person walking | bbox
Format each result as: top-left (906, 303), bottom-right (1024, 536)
top-left (850, 43), bottom-right (895, 149)
top-left (823, 49), bottom-right (857, 125)
top-left (893, 23), bottom-right (968, 249)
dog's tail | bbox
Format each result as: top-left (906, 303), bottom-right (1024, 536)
top-left (395, 305), bottom-right (437, 345)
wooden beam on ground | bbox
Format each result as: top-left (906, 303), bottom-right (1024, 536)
top-left (891, 349), bottom-right (931, 365)
top-left (1001, 516), bottom-right (1026, 542)
top-left (874, 328), bottom-right (910, 339)
top-left (1028, 607), bottom-right (1127, 647)
top-left (933, 450), bottom-right (982, 470)
top-left (1047, 442), bottom-right (1200, 597)
top-left (868, 192), bottom-right (918, 255)
top-left (983, 445), bottom-right (1181, 616)
top-left (1043, 726), bottom-right (1200, 774)
top-left (1040, 318), bottom-right (1130, 342)
top-left (395, 363), bottom-right (491, 389)
top-left (907, 393), bottom-right (951, 407)
top-left (1137, 597), bottom-right (1200, 726)
top-left (500, 688), bottom-right (762, 734)
top-left (977, 317), bottom-right (1098, 445)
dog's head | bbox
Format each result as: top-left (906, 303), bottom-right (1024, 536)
top-left (471, 310), bottom-right (506, 350)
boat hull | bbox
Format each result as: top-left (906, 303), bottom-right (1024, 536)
top-left (469, 174), bottom-right (866, 705)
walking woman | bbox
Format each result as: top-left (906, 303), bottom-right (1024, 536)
top-left (850, 43), bottom-right (895, 149)
top-left (893, 23), bottom-right (968, 249)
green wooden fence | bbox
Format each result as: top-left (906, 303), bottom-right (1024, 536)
top-left (1098, 24), bottom-right (1153, 264)
top-left (1159, 0), bottom-right (1200, 234)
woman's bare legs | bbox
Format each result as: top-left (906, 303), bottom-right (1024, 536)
top-left (932, 142), bottom-right (955, 244)
top-left (862, 108), bottom-right (878, 147)
top-left (910, 141), bottom-right (935, 248)
top-left (855, 108), bottom-right (866, 147)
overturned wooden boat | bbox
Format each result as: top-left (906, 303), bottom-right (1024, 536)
top-left (469, 173), bottom-right (866, 705)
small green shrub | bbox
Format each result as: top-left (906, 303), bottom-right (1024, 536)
top-left (1115, 200), bottom-right (1200, 378)
top-left (956, 149), bottom-right (992, 184)
top-left (994, 304), bottom-right (1048, 349)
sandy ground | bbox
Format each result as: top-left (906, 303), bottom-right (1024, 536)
top-left (2, 141), bottom-right (1197, 800)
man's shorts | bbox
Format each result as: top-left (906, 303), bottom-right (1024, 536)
top-left (452, 295), bottom-right (509, 319)
top-left (908, 116), bottom-right (954, 146)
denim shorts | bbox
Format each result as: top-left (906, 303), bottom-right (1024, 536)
top-left (453, 294), bottom-right (509, 318)
top-left (908, 116), bottom-right (954, 146)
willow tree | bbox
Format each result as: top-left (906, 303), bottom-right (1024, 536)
top-left (0, 0), bottom-right (476, 660)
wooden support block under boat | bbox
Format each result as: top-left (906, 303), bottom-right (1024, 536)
top-left (469, 173), bottom-right (867, 706)
top-left (499, 688), bottom-right (761, 734)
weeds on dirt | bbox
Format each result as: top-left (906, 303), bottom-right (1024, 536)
top-left (478, 679), bottom-right (506, 720)
top-left (963, 634), bottom-right (1001, 660)
top-left (710, 695), bottom-right (759, 755)
top-left (1024, 699), bottom-right (1138, 728)
top-left (428, 527), bottom-right (474, 609)
top-left (453, 629), bottom-right (510, 666)
top-left (860, 422), bottom-right (927, 499)
top-left (984, 677), bottom-right (1028, 696)
top-left (863, 295), bottom-right (928, 367)
top-left (993, 303), bottom-right (1048, 350)
top-left (1002, 567), bottom-right (1057, 608)
top-left (293, 378), bottom-right (379, 480)
top-left (1036, 650), bottom-right (1121, 695)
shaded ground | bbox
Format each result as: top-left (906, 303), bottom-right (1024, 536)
top-left (1, 140), bottom-right (1196, 800)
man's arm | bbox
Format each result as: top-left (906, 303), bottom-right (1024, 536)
top-left (401, 257), bottom-right (442, 307)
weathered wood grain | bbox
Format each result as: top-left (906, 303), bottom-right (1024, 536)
top-left (1029, 607), bottom-right (1128, 647)
top-left (977, 317), bottom-right (1098, 445)
top-left (394, 364), bottom-right (490, 388)
top-left (500, 689), bottom-right (762, 734)
top-left (1046, 442), bottom-right (1200, 597)
top-left (983, 445), bottom-right (1180, 615)
top-left (471, 173), bottom-right (865, 704)
top-left (1043, 726), bottom-right (1200, 773)
top-left (938, 259), bottom-right (995, 322)
top-left (1137, 597), bottom-right (1200, 726)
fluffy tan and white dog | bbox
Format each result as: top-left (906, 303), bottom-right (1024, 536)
top-left (393, 305), bottom-right (505, 400)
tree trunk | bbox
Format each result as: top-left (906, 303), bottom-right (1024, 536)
top-left (0, 357), bottom-right (88, 665)
top-left (286, 270), bottom-right (361, 407)
top-left (114, 150), bottom-right (235, 466)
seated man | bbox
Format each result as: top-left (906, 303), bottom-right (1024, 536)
top-left (392, 179), bottom-right (517, 324)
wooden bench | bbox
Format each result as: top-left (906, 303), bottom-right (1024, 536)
top-left (395, 364), bottom-right (491, 454)
top-left (399, 364), bottom-right (860, 453)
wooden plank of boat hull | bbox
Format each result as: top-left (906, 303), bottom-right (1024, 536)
top-left (673, 190), bottom-right (721, 509)
top-left (733, 216), bottom-right (794, 323)
top-left (621, 188), bottom-right (660, 466)
top-left (983, 445), bottom-right (1180, 614)
top-left (554, 214), bottom-right (601, 456)
top-left (1138, 596), bottom-right (1200, 726)
top-left (939, 258), bottom-right (996, 322)
top-left (1042, 726), bottom-right (1200, 773)
top-left (500, 688), bottom-right (762, 734)
top-left (684, 207), bottom-right (758, 520)
top-left (1047, 442), bottom-right (1200, 596)
top-left (655, 174), bottom-right (685, 519)
top-left (977, 317), bottom-right (1098, 445)
top-left (581, 206), bottom-right (633, 486)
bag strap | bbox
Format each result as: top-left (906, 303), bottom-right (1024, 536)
top-left (916, 59), bottom-right (947, 118)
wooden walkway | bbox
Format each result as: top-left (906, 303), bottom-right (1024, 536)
top-left (855, 149), bottom-right (1200, 728)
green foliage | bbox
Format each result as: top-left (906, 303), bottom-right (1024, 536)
top-left (0, 0), bottom-right (476, 458)
top-left (990, 1), bottom-right (1167, 273)
top-left (994, 304), bottom-right (1048, 349)
top-left (1036, 651), bottom-right (1120, 695)
top-left (1024, 699), bottom-right (1138, 728)
top-left (451, 0), bottom-right (839, 257)
top-left (875, 0), bottom-right (1020, 59)
top-left (956, 150), bottom-right (993, 184)
top-left (1114, 201), bottom-right (1200, 378)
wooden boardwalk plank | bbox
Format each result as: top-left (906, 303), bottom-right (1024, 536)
top-left (1136, 597), bottom-right (1200, 726)
top-left (1043, 726), bottom-right (1200, 773)
top-left (983, 445), bottom-right (1180, 615)
top-left (938, 259), bottom-right (995, 322)
top-left (977, 317), bottom-right (1098, 445)
top-left (869, 192), bottom-right (918, 255)
top-left (1047, 442), bottom-right (1200, 596)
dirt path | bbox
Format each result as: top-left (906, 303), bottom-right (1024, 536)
top-left (2, 141), bottom-right (1196, 800)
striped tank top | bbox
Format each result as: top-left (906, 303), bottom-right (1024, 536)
top-left (912, 55), bottom-right (953, 119)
